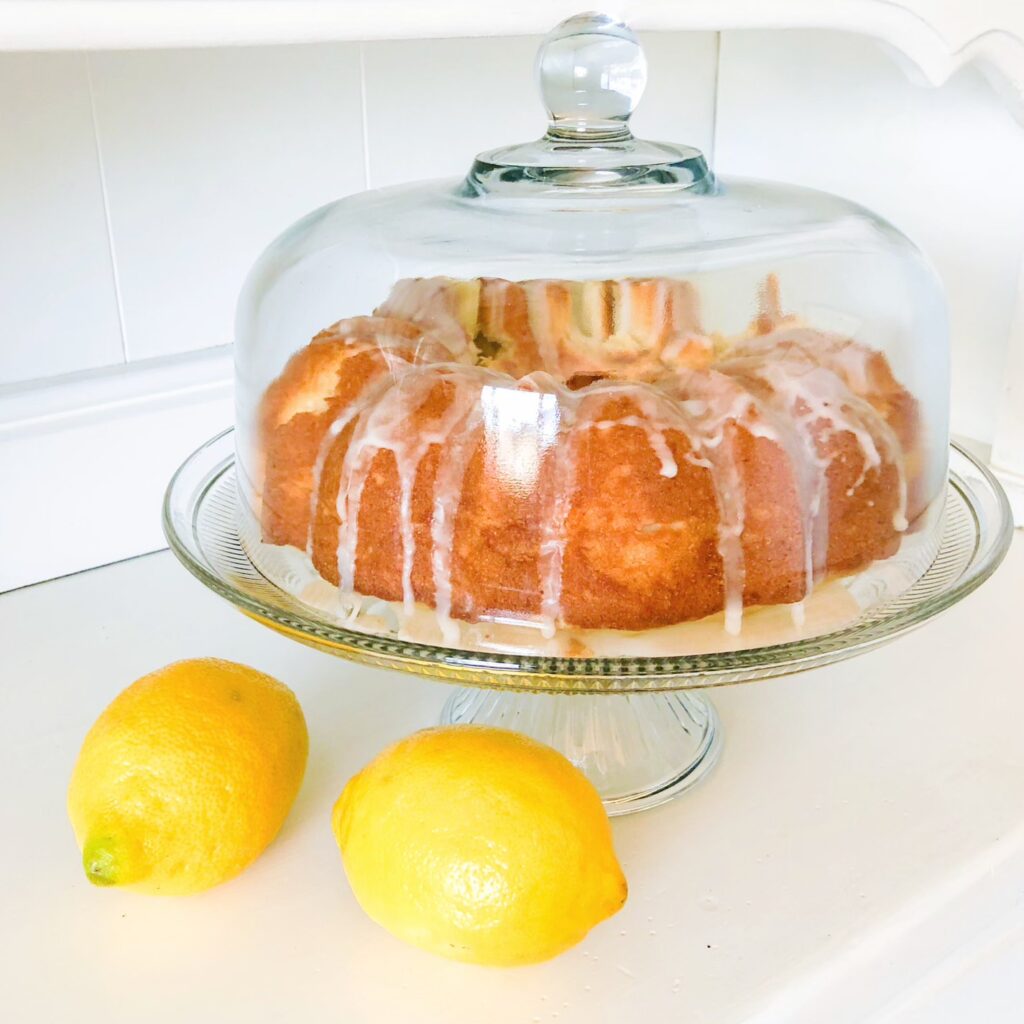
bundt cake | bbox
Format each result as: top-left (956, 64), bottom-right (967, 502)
top-left (255, 275), bottom-right (923, 638)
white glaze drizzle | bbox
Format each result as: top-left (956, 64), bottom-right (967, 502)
top-left (713, 358), bottom-right (830, 600)
top-left (373, 278), bottom-right (474, 357)
top-left (657, 371), bottom-right (768, 635)
top-left (306, 384), bottom-right (382, 558)
top-left (614, 279), bottom-right (634, 341)
top-left (395, 380), bottom-right (479, 616)
top-left (717, 340), bottom-right (908, 599)
top-left (520, 372), bottom-right (579, 638)
top-left (429, 403), bottom-right (484, 644)
top-left (732, 325), bottom-right (908, 531)
top-left (523, 282), bottom-right (564, 377)
top-left (589, 416), bottom-right (678, 478)
top-left (293, 277), bottom-right (912, 641)
top-left (335, 366), bottom-right (490, 609)
top-left (305, 349), bottom-right (410, 556)
top-left (556, 373), bottom-right (766, 635)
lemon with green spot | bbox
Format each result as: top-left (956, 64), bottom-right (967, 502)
top-left (68, 658), bottom-right (308, 894)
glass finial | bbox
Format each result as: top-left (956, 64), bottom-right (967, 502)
top-left (466, 11), bottom-right (712, 194)
top-left (537, 12), bottom-right (647, 142)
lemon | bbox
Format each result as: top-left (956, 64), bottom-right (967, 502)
top-left (68, 658), bottom-right (308, 895)
top-left (332, 725), bottom-right (627, 966)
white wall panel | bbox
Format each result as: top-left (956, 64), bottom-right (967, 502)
top-left (0, 348), bottom-right (232, 591)
top-left (89, 43), bottom-right (367, 361)
top-left (0, 53), bottom-right (123, 385)
top-left (362, 32), bottom-right (719, 188)
top-left (715, 29), bottom-right (1024, 445)
top-left (630, 31), bottom-right (719, 158)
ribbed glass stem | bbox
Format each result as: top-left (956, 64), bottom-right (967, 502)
top-left (439, 688), bottom-right (722, 815)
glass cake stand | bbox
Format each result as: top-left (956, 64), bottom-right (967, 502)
top-left (164, 431), bottom-right (1012, 815)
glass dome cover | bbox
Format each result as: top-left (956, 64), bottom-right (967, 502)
top-left (235, 12), bottom-right (949, 658)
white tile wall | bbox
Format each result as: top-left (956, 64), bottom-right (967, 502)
top-left (629, 32), bottom-right (718, 158)
top-left (0, 53), bottom-right (123, 384)
top-left (88, 43), bottom-right (367, 362)
top-left (715, 30), bottom-right (1024, 445)
top-left (361, 32), bottom-right (718, 188)
top-left (362, 35), bottom-right (541, 188)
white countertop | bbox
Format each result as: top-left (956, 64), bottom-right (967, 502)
top-left (3, 540), bottom-right (1023, 1023)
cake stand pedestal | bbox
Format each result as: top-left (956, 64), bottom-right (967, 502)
top-left (164, 432), bottom-right (1011, 815)
top-left (441, 689), bottom-right (721, 814)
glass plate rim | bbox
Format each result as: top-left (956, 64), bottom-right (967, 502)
top-left (163, 430), bottom-right (1013, 690)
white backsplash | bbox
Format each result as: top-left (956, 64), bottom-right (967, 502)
top-left (0, 52), bottom-right (123, 382)
top-left (88, 43), bottom-right (368, 362)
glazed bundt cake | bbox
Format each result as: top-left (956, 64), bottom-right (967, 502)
top-left (255, 275), bottom-right (922, 636)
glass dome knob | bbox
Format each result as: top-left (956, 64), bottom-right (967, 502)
top-left (466, 11), bottom-right (712, 194)
top-left (538, 12), bottom-right (647, 142)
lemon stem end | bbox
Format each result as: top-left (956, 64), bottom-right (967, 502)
top-left (82, 831), bottom-right (145, 888)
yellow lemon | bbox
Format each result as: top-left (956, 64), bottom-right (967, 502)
top-left (68, 658), bottom-right (308, 895)
top-left (332, 725), bottom-right (627, 966)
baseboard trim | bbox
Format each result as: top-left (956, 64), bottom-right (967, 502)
top-left (0, 347), bottom-right (233, 591)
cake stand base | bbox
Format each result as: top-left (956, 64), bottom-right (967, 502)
top-left (439, 688), bottom-right (723, 815)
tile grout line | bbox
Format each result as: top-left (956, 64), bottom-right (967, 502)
top-left (0, 545), bottom-right (169, 598)
top-left (357, 42), bottom-right (373, 189)
top-left (85, 53), bottom-right (130, 363)
top-left (710, 30), bottom-right (722, 168)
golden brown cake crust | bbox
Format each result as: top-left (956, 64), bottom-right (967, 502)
top-left (256, 277), bottom-right (923, 632)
